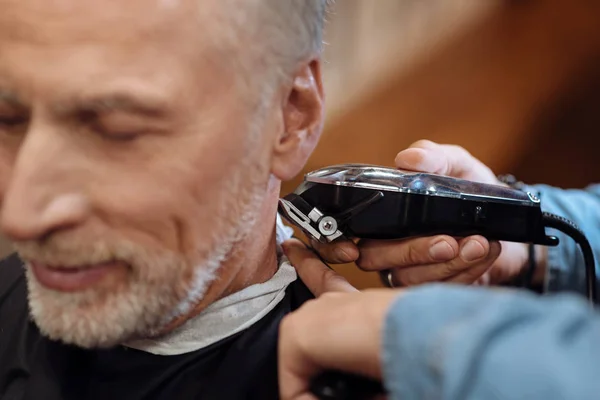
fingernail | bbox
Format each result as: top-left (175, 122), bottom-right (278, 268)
top-left (334, 247), bottom-right (353, 262)
top-left (460, 240), bottom-right (485, 262)
top-left (429, 240), bottom-right (455, 261)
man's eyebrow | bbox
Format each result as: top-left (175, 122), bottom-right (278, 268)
top-left (55, 92), bottom-right (170, 117)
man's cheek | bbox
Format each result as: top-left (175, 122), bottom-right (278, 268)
top-left (96, 188), bottom-right (199, 256)
top-left (0, 158), bottom-right (13, 207)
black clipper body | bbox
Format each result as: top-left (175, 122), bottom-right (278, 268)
top-left (279, 164), bottom-right (558, 247)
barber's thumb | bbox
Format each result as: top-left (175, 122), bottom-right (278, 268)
top-left (309, 237), bottom-right (359, 264)
top-left (282, 239), bottom-right (358, 296)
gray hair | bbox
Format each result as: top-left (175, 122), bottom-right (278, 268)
top-left (259, 0), bottom-right (332, 70)
top-left (211, 0), bottom-right (333, 87)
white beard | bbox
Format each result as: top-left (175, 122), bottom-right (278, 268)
top-left (19, 159), bottom-right (267, 349)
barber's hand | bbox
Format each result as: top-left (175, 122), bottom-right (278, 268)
top-left (309, 140), bottom-right (530, 286)
top-left (279, 239), bottom-right (399, 400)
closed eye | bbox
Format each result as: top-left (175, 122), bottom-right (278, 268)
top-left (91, 123), bottom-right (142, 141)
top-left (0, 115), bottom-right (25, 124)
top-left (0, 116), bottom-right (28, 131)
top-left (76, 110), bottom-right (142, 141)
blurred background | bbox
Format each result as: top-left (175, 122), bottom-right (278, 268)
top-left (1, 1), bottom-right (600, 289)
top-left (280, 0), bottom-right (600, 288)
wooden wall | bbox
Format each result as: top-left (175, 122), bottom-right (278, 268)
top-left (282, 0), bottom-right (600, 289)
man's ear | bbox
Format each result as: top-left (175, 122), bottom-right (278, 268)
top-left (271, 59), bottom-right (324, 181)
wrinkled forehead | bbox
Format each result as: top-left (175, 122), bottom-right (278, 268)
top-left (0, 0), bottom-right (226, 51)
top-left (0, 0), bottom-right (247, 106)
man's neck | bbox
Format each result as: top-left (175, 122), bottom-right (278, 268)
top-left (123, 202), bottom-right (297, 355)
top-left (123, 239), bottom-right (297, 355)
top-left (161, 179), bottom-right (283, 334)
top-left (219, 227), bottom-right (280, 298)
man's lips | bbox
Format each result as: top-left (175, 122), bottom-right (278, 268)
top-left (29, 261), bottom-right (127, 292)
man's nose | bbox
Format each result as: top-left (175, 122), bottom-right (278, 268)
top-left (0, 131), bottom-right (90, 242)
top-left (1, 190), bottom-right (89, 241)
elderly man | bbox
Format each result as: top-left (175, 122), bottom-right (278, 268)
top-left (0, 0), bottom-right (330, 398)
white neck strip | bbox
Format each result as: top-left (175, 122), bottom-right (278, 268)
top-left (123, 214), bottom-right (295, 356)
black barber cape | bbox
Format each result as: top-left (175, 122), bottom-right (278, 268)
top-left (0, 253), bottom-right (314, 400)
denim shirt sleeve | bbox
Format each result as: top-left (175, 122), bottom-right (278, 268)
top-left (528, 184), bottom-right (600, 296)
top-left (381, 284), bottom-right (600, 400)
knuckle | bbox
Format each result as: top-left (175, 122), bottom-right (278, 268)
top-left (466, 260), bottom-right (492, 278)
top-left (315, 247), bottom-right (334, 262)
top-left (321, 267), bottom-right (337, 280)
top-left (397, 241), bottom-right (425, 266)
top-left (395, 271), bottom-right (420, 286)
top-left (320, 267), bottom-right (341, 286)
top-left (321, 292), bottom-right (342, 300)
top-left (449, 144), bottom-right (471, 158)
top-left (411, 139), bottom-right (436, 149)
top-left (405, 243), bottom-right (420, 264)
top-left (445, 259), bottom-right (469, 274)
top-left (356, 255), bottom-right (373, 270)
top-left (432, 264), bottom-right (458, 280)
top-left (355, 245), bottom-right (376, 269)
top-left (462, 267), bottom-right (487, 283)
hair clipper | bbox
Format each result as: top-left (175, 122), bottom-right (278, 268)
top-left (278, 163), bottom-right (599, 400)
top-left (279, 164), bottom-right (558, 247)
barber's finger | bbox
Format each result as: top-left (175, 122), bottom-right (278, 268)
top-left (278, 314), bottom-right (320, 400)
top-left (394, 140), bottom-right (443, 173)
top-left (445, 241), bottom-right (502, 284)
top-left (282, 239), bottom-right (358, 296)
top-left (308, 237), bottom-right (359, 264)
top-left (395, 139), bottom-right (496, 182)
top-left (387, 237), bottom-right (494, 285)
top-left (356, 235), bottom-right (459, 271)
